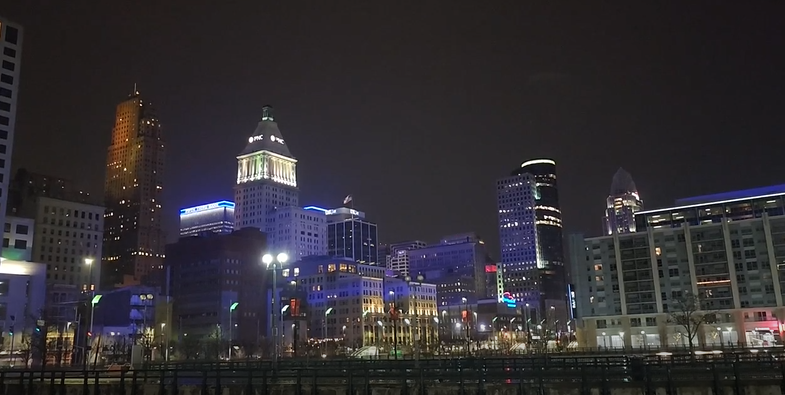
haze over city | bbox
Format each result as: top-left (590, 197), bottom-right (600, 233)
top-left (4, 2), bottom-right (784, 254)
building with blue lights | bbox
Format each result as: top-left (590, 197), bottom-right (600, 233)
top-left (496, 159), bottom-right (568, 327)
top-left (407, 233), bottom-right (494, 305)
top-left (234, 105), bottom-right (299, 237)
top-left (572, 184), bottom-right (785, 350)
top-left (179, 200), bottom-right (235, 237)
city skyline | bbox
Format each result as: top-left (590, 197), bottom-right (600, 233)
top-left (3, 3), bottom-right (784, 256)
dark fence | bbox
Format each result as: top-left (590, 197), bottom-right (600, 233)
top-left (1, 356), bottom-right (785, 395)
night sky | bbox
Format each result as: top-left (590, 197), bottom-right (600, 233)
top-left (4, 2), bottom-right (785, 256)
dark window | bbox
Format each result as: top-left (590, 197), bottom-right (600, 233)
top-left (0, 116), bottom-right (7, 125)
top-left (0, 282), bottom-right (8, 297)
top-left (0, 145), bottom-right (5, 154)
top-left (2, 47), bottom-right (15, 58)
top-left (0, 88), bottom-right (10, 98)
top-left (0, 74), bottom-right (11, 84)
top-left (13, 239), bottom-right (26, 249)
top-left (0, 130), bottom-right (6, 139)
top-left (0, 101), bottom-right (9, 111)
top-left (3, 223), bottom-right (9, 232)
top-left (0, 159), bottom-right (5, 168)
top-left (4, 26), bottom-right (19, 45)
top-left (1, 61), bottom-right (14, 72)
top-left (1, 238), bottom-right (7, 248)
top-left (15, 224), bottom-right (28, 235)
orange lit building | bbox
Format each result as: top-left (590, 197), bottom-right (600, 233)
top-left (102, 88), bottom-right (165, 288)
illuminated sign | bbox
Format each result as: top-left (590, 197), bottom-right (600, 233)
top-left (501, 292), bottom-right (516, 308)
top-left (180, 200), bottom-right (235, 215)
top-left (484, 265), bottom-right (497, 273)
top-left (247, 135), bottom-right (285, 144)
top-left (303, 206), bottom-right (360, 217)
top-left (325, 209), bottom-right (359, 216)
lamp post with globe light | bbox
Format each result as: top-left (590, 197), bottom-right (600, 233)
top-left (262, 252), bottom-right (288, 364)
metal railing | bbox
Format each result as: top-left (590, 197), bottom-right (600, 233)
top-left (1, 358), bottom-right (785, 395)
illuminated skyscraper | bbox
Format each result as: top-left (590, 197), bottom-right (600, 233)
top-left (0, 17), bottom-right (23, 257)
top-left (234, 106), bottom-right (299, 238)
top-left (604, 168), bottom-right (643, 235)
top-left (102, 87), bottom-right (165, 288)
top-left (496, 159), bottom-right (567, 325)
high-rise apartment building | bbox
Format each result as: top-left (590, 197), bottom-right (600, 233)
top-left (102, 88), bottom-right (165, 288)
top-left (266, 206), bottom-right (326, 260)
top-left (0, 18), bottom-right (23, 257)
top-left (572, 184), bottom-right (785, 349)
top-left (604, 168), bottom-right (643, 235)
top-left (234, 106), bottom-right (299, 232)
top-left (179, 200), bottom-right (235, 237)
top-left (496, 159), bottom-right (567, 324)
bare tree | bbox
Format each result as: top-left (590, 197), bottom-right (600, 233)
top-left (176, 336), bottom-right (202, 360)
top-left (668, 293), bottom-right (718, 351)
top-left (202, 328), bottom-right (227, 360)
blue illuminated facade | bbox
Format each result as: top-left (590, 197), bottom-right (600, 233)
top-left (179, 200), bottom-right (235, 237)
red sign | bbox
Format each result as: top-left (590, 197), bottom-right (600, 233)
top-left (485, 265), bottom-right (497, 273)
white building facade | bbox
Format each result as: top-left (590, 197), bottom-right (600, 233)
top-left (3, 216), bottom-right (34, 261)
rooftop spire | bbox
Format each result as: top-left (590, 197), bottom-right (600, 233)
top-left (261, 105), bottom-right (274, 121)
top-left (610, 167), bottom-right (638, 195)
top-left (129, 83), bottom-right (140, 98)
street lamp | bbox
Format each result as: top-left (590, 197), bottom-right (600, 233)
top-left (84, 258), bottom-right (94, 292)
top-left (462, 297), bottom-right (471, 355)
top-left (228, 302), bottom-right (238, 360)
top-left (323, 307), bottom-right (334, 354)
top-left (161, 323), bottom-right (169, 361)
top-left (262, 252), bottom-right (288, 363)
top-left (89, 294), bottom-right (102, 368)
top-left (84, 257), bottom-right (94, 366)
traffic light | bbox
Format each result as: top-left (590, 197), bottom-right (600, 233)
top-left (34, 327), bottom-right (41, 333)
top-left (86, 331), bottom-right (92, 338)
top-left (8, 325), bottom-right (13, 336)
